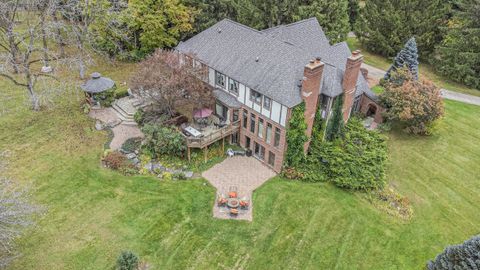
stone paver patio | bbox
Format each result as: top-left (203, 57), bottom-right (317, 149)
top-left (89, 108), bottom-right (144, 150)
top-left (202, 156), bottom-right (276, 221)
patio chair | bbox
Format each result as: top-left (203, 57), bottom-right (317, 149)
top-left (240, 197), bottom-right (250, 210)
top-left (230, 208), bottom-right (239, 216)
top-left (217, 194), bottom-right (227, 206)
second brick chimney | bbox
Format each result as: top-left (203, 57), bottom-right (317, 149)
top-left (301, 57), bottom-right (324, 152)
top-left (342, 50), bottom-right (364, 122)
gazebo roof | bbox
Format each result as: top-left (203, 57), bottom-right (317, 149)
top-left (80, 72), bottom-right (115, 94)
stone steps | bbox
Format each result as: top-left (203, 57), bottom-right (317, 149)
top-left (112, 98), bottom-right (137, 126)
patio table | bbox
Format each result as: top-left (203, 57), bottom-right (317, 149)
top-left (185, 126), bottom-right (202, 137)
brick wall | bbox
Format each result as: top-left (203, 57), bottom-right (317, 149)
top-left (342, 50), bottom-right (364, 122)
top-left (301, 58), bottom-right (324, 152)
top-left (360, 94), bottom-right (385, 123)
top-left (238, 106), bottom-right (287, 173)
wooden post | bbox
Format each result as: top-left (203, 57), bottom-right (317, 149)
top-left (204, 146), bottom-right (208, 163)
top-left (187, 147), bottom-right (191, 162)
top-left (222, 137), bottom-right (225, 153)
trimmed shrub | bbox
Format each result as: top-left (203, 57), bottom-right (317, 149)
top-left (427, 235), bottom-right (480, 270)
top-left (116, 250), bottom-right (139, 270)
top-left (94, 87), bottom-right (116, 107)
top-left (141, 124), bottom-right (186, 158)
top-left (134, 109), bottom-right (145, 125)
top-left (121, 137), bottom-right (142, 153)
top-left (102, 151), bottom-right (136, 175)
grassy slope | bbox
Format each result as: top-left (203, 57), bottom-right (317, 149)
top-left (346, 37), bottom-right (480, 97)
top-left (1, 60), bottom-right (480, 269)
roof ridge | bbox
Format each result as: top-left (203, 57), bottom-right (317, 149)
top-left (220, 18), bottom-right (263, 34)
top-left (280, 17), bottom-right (318, 28)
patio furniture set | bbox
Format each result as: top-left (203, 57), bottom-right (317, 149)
top-left (181, 108), bottom-right (228, 138)
top-left (217, 186), bottom-right (250, 217)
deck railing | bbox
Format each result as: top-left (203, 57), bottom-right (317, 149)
top-left (185, 120), bottom-right (240, 148)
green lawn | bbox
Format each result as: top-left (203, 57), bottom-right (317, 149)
top-left (347, 37), bottom-right (480, 97)
top-left (1, 59), bottom-right (480, 269)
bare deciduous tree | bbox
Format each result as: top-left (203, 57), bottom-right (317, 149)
top-left (0, 0), bottom-right (94, 110)
top-left (130, 49), bottom-right (214, 118)
top-left (0, 151), bottom-right (40, 269)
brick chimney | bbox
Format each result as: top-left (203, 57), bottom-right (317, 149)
top-left (301, 57), bottom-right (324, 152)
top-left (342, 50), bottom-right (364, 122)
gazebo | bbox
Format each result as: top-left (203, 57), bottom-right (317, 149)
top-left (80, 72), bottom-right (116, 106)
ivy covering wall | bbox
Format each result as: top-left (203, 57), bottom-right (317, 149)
top-left (284, 102), bottom-right (308, 168)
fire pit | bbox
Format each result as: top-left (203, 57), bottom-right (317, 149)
top-left (227, 198), bottom-right (240, 208)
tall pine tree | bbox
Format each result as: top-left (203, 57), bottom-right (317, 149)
top-left (434, 0), bottom-right (480, 90)
top-left (325, 95), bottom-right (344, 142)
top-left (385, 37), bottom-right (419, 81)
top-left (356, 0), bottom-right (450, 59)
top-left (348, 0), bottom-right (360, 30)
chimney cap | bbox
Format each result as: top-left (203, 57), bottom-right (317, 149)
top-left (352, 50), bottom-right (361, 56)
top-left (309, 59), bottom-right (315, 64)
top-left (315, 56), bottom-right (322, 62)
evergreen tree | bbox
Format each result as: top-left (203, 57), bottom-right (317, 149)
top-left (325, 95), bottom-right (344, 142)
top-left (385, 37), bottom-right (419, 81)
top-left (434, 0), bottom-right (480, 90)
top-left (116, 251), bottom-right (139, 270)
top-left (296, 0), bottom-right (350, 44)
top-left (356, 0), bottom-right (450, 59)
top-left (427, 235), bottom-right (480, 270)
top-left (182, 0), bottom-right (239, 34)
top-left (348, 0), bottom-right (360, 30)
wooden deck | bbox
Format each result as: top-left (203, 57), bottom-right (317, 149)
top-left (184, 121), bottom-right (241, 162)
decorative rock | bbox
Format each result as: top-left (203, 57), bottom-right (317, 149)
top-left (184, 171), bottom-right (194, 178)
top-left (95, 121), bottom-right (104, 130)
top-left (41, 66), bottom-right (53, 73)
top-left (143, 162), bottom-right (153, 171)
top-left (126, 153), bottom-right (137, 160)
top-left (132, 158), bottom-right (140, 165)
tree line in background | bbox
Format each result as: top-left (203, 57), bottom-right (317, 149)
top-left (356, 0), bottom-right (480, 90)
top-left (90, 0), bottom-right (479, 90)
top-left (78, 0), bottom-right (356, 60)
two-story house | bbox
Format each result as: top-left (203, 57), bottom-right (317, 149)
top-left (176, 18), bottom-right (383, 172)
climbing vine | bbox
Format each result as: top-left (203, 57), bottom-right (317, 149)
top-left (284, 102), bottom-right (308, 168)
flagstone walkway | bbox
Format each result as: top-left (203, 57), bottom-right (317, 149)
top-left (89, 108), bottom-right (144, 150)
top-left (202, 156), bottom-right (276, 221)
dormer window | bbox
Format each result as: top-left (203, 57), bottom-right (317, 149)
top-left (263, 96), bottom-right (271, 110)
top-left (215, 71), bottom-right (225, 88)
top-left (229, 78), bottom-right (239, 95)
top-left (250, 90), bottom-right (262, 105)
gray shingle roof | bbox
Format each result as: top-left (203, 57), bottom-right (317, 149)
top-left (213, 89), bottom-right (242, 108)
top-left (176, 18), bottom-right (376, 107)
top-left (80, 73), bottom-right (115, 94)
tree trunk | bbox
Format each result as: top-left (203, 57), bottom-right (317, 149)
top-left (26, 72), bottom-right (40, 111)
top-left (7, 25), bottom-right (19, 74)
top-left (41, 15), bottom-right (49, 67)
top-left (53, 12), bottom-right (65, 58)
